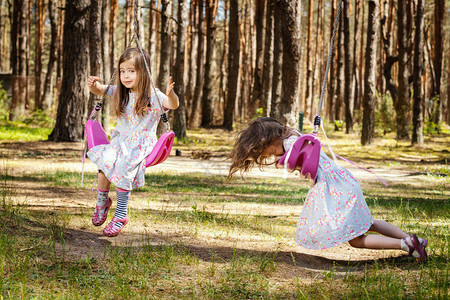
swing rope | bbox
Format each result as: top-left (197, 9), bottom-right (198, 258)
top-left (93, 0), bottom-right (170, 131)
top-left (313, 0), bottom-right (343, 133)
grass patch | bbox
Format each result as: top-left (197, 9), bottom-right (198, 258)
top-left (0, 126), bottom-right (449, 298)
top-left (0, 124), bottom-right (52, 141)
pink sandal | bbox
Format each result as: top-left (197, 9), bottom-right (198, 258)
top-left (403, 234), bottom-right (428, 261)
top-left (92, 197), bottom-right (112, 226)
top-left (103, 216), bottom-right (129, 237)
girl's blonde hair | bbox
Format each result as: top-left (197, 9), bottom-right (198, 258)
top-left (114, 48), bottom-right (155, 118)
top-left (227, 117), bottom-right (296, 180)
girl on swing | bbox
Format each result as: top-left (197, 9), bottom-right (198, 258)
top-left (228, 117), bottom-right (428, 261)
top-left (87, 47), bottom-right (179, 237)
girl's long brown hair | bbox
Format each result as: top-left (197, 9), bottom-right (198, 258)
top-left (114, 48), bottom-right (155, 118)
top-left (227, 117), bottom-right (295, 180)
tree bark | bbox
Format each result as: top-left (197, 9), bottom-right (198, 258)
top-left (41, 0), bottom-right (58, 111)
top-left (250, 0), bottom-right (265, 115)
top-left (396, 0), bottom-right (410, 140)
top-left (101, 0), bottom-right (111, 132)
top-left (277, 0), bottom-right (301, 127)
top-left (110, 0), bottom-right (118, 76)
top-left (223, 0), bottom-right (240, 130)
top-left (261, 0), bottom-right (274, 117)
top-left (89, 0), bottom-right (103, 112)
top-left (352, 0), bottom-right (361, 116)
top-left (361, 0), bottom-right (378, 145)
top-left (412, 0), bottom-right (424, 145)
top-left (48, 0), bottom-right (90, 142)
top-left (431, 0), bottom-right (445, 124)
top-left (200, 0), bottom-right (218, 127)
top-left (157, 0), bottom-right (172, 90)
top-left (189, 0), bottom-right (204, 127)
top-left (184, 0), bottom-right (197, 123)
top-left (270, 2), bottom-right (282, 121)
top-left (9, 0), bottom-right (27, 121)
top-left (172, 0), bottom-right (188, 138)
top-left (304, 0), bottom-right (314, 118)
top-left (326, 0), bottom-right (336, 122)
top-left (334, 5), bottom-right (344, 129)
top-left (34, 0), bottom-right (45, 110)
top-left (343, 0), bottom-right (353, 133)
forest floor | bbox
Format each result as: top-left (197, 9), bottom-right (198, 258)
top-left (1, 127), bottom-right (449, 298)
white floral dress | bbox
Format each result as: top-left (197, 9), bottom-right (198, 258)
top-left (283, 135), bottom-right (374, 250)
top-left (87, 86), bottom-right (168, 190)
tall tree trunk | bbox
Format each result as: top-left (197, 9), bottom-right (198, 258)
top-left (361, 0), bottom-right (378, 145)
top-left (48, 0), bottom-right (90, 142)
top-left (189, 0), bottom-right (204, 127)
top-left (270, 2), bottom-right (282, 121)
top-left (110, 0), bottom-right (118, 76)
top-left (200, 0), bottom-right (219, 127)
top-left (239, 0), bottom-right (251, 119)
top-left (352, 0), bottom-right (361, 117)
top-left (250, 0), bottom-right (265, 115)
top-left (9, 0), bottom-right (27, 121)
top-left (326, 0), bottom-right (337, 122)
top-left (304, 0), bottom-right (314, 118)
top-left (277, 0), bottom-right (301, 127)
top-left (0, 0), bottom-right (3, 71)
top-left (334, 5), bottom-right (344, 130)
top-left (218, 0), bottom-right (228, 120)
top-left (261, 0), bottom-right (274, 117)
top-left (396, 0), bottom-right (410, 140)
top-left (432, 0), bottom-right (445, 124)
top-left (343, 0), bottom-right (353, 133)
top-left (34, 0), bottom-right (45, 110)
top-left (56, 0), bottom-right (64, 85)
top-left (358, 0), bottom-right (366, 111)
top-left (124, 0), bottom-right (133, 49)
top-left (223, 0), bottom-right (240, 130)
top-left (173, 0), bottom-right (188, 138)
top-left (412, 0), bottom-right (424, 145)
top-left (157, 0), bottom-right (172, 92)
top-left (89, 0), bottom-right (103, 113)
top-left (41, 0), bottom-right (58, 111)
top-left (100, 0), bottom-right (111, 132)
top-left (447, 47), bottom-right (450, 124)
top-left (184, 0), bottom-right (197, 123)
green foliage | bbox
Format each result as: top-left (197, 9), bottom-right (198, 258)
top-left (22, 109), bottom-right (55, 128)
top-left (0, 83), bottom-right (10, 121)
top-left (255, 107), bottom-right (264, 118)
top-left (334, 119), bottom-right (344, 131)
top-left (376, 92), bottom-right (395, 134)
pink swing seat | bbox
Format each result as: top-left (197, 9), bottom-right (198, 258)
top-left (277, 133), bottom-right (321, 181)
top-left (85, 119), bottom-right (174, 168)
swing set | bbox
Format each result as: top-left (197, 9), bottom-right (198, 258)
top-left (83, 0), bottom-right (174, 185)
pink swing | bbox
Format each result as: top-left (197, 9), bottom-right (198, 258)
top-left (85, 104), bottom-right (174, 168)
top-left (277, 117), bottom-right (321, 181)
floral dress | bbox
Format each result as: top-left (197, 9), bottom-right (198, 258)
top-left (283, 135), bottom-right (374, 250)
top-left (87, 86), bottom-right (168, 190)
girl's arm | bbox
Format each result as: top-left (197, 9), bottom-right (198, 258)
top-left (163, 76), bottom-right (179, 110)
top-left (88, 76), bottom-right (108, 96)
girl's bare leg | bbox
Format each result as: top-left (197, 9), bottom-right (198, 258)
top-left (348, 234), bottom-right (401, 250)
top-left (368, 220), bottom-right (409, 239)
top-left (97, 171), bottom-right (111, 190)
